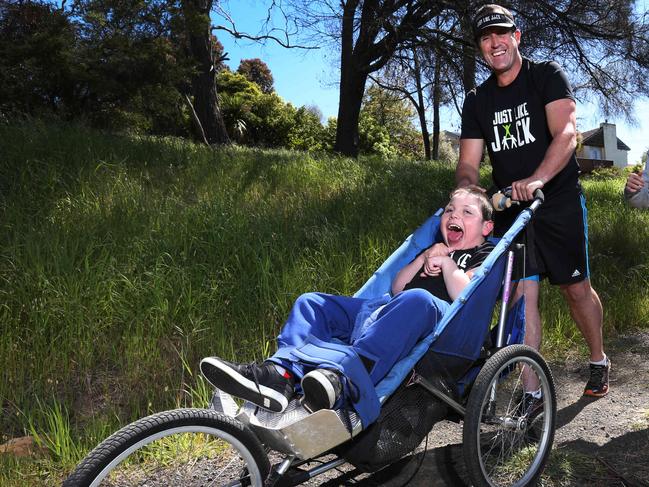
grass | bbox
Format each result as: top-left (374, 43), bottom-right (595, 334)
top-left (1, 120), bottom-right (648, 484)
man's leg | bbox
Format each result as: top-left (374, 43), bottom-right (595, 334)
top-left (513, 280), bottom-right (542, 392)
top-left (559, 279), bottom-right (605, 362)
top-left (559, 278), bottom-right (609, 397)
top-left (514, 280), bottom-right (542, 351)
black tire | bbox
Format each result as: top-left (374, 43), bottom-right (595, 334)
top-left (462, 345), bottom-right (556, 487)
top-left (63, 408), bottom-right (270, 487)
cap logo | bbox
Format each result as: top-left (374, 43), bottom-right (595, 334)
top-left (476, 13), bottom-right (512, 29)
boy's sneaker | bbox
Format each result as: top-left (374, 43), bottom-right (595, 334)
top-left (583, 358), bottom-right (611, 397)
top-left (200, 357), bottom-right (294, 413)
top-left (301, 369), bottom-right (343, 413)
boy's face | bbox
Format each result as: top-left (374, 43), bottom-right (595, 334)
top-left (441, 193), bottom-right (494, 250)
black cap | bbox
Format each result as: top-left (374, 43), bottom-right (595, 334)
top-left (473, 4), bottom-right (516, 38)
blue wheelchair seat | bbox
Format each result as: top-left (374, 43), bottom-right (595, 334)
top-left (354, 207), bottom-right (531, 405)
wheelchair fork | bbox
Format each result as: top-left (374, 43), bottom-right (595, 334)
top-left (487, 249), bottom-right (516, 411)
top-left (495, 249), bottom-right (515, 348)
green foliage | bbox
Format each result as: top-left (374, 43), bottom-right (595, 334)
top-left (583, 165), bottom-right (624, 181)
top-left (287, 106), bottom-right (326, 151)
top-left (218, 70), bottom-right (326, 150)
top-left (0, 0), bottom-right (192, 136)
top-left (437, 132), bottom-right (460, 164)
top-left (359, 84), bottom-right (423, 158)
top-left (0, 1), bottom-right (78, 117)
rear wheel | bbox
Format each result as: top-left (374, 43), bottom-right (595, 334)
top-left (63, 408), bottom-right (270, 487)
top-left (463, 345), bottom-right (556, 487)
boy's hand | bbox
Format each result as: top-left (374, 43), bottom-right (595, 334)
top-left (424, 243), bottom-right (450, 258)
top-left (421, 255), bottom-right (448, 277)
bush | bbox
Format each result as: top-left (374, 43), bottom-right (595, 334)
top-left (585, 165), bottom-right (624, 180)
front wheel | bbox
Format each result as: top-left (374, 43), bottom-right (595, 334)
top-left (63, 408), bottom-right (270, 487)
top-left (463, 345), bottom-right (556, 487)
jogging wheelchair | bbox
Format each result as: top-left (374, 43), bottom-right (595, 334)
top-left (65, 190), bottom-right (556, 487)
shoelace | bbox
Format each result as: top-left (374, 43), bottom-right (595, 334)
top-left (244, 363), bottom-right (263, 393)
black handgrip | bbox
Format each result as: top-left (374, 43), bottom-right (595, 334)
top-left (532, 188), bottom-right (545, 204)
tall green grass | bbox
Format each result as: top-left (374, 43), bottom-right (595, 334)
top-left (1, 121), bottom-right (648, 483)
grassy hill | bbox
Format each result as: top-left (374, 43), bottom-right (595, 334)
top-left (1, 121), bottom-right (648, 484)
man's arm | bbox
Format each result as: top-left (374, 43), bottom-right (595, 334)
top-left (456, 138), bottom-right (486, 189)
top-left (510, 98), bottom-right (577, 201)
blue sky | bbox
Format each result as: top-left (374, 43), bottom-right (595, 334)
top-left (217, 1), bottom-right (648, 164)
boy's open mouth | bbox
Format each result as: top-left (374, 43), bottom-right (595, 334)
top-left (447, 223), bottom-right (464, 244)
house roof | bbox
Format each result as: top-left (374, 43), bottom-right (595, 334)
top-left (580, 127), bottom-right (631, 151)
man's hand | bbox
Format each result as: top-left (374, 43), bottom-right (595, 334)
top-left (626, 172), bottom-right (645, 193)
top-left (511, 177), bottom-right (544, 201)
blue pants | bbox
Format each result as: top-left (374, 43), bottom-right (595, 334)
top-left (270, 289), bottom-right (450, 384)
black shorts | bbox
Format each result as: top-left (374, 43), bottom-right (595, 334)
top-left (493, 190), bottom-right (590, 285)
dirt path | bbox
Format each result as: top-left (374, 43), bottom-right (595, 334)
top-left (309, 332), bottom-right (649, 486)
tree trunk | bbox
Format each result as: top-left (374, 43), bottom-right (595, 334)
top-left (334, 0), bottom-right (364, 157)
top-left (460, 14), bottom-right (476, 93)
top-left (334, 66), bottom-right (367, 157)
top-left (412, 49), bottom-right (431, 160)
top-left (432, 47), bottom-right (441, 161)
top-left (182, 0), bottom-right (230, 145)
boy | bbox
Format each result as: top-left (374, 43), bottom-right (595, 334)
top-left (201, 188), bottom-right (495, 414)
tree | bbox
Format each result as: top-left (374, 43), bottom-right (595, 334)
top-left (289, 0), bottom-right (649, 156)
top-left (218, 70), bottom-right (317, 149)
top-left (359, 84), bottom-right (421, 158)
top-left (237, 58), bottom-right (274, 94)
top-left (370, 47), bottom-right (436, 160)
top-left (511, 0), bottom-right (649, 123)
top-left (285, 1), bottom-right (447, 156)
top-left (181, 0), bottom-right (230, 144)
top-left (69, 0), bottom-right (194, 134)
top-left (288, 106), bottom-right (326, 151)
top-left (0, 1), bottom-right (78, 117)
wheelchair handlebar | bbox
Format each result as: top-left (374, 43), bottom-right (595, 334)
top-left (491, 187), bottom-right (545, 213)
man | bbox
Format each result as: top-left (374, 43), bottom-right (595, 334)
top-left (455, 4), bottom-right (610, 397)
top-left (625, 153), bottom-right (649, 208)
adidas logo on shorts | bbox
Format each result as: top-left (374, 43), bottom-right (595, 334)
top-left (571, 269), bottom-right (581, 278)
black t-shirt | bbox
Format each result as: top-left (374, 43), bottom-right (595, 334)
top-left (403, 241), bottom-right (495, 303)
top-left (461, 58), bottom-right (580, 200)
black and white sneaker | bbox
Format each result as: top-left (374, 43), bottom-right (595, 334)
top-left (200, 358), bottom-right (294, 413)
top-left (301, 369), bottom-right (343, 413)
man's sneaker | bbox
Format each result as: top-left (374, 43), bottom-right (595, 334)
top-left (583, 358), bottom-right (611, 397)
top-left (200, 358), bottom-right (294, 413)
top-left (301, 369), bottom-right (343, 413)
